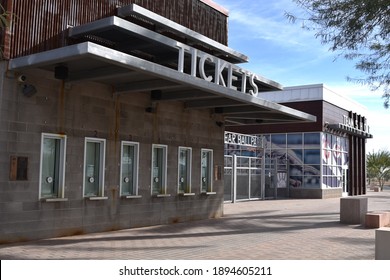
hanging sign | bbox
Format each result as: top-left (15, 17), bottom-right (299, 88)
top-left (342, 111), bottom-right (370, 134)
top-left (177, 44), bottom-right (261, 97)
top-left (224, 131), bottom-right (263, 147)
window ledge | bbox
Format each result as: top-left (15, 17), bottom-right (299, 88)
top-left (201, 192), bottom-right (217, 195)
top-left (153, 194), bottom-right (171, 198)
top-left (87, 196), bottom-right (108, 201)
top-left (179, 193), bottom-right (196, 196)
top-left (122, 195), bottom-right (142, 199)
top-left (41, 198), bottom-right (68, 202)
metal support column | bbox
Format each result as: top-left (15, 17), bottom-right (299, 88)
top-left (232, 154), bottom-right (237, 203)
top-left (261, 148), bottom-right (266, 200)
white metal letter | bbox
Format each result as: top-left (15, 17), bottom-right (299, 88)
top-left (215, 58), bottom-right (227, 87)
top-left (248, 73), bottom-right (259, 96)
top-left (240, 71), bottom-right (248, 93)
top-left (227, 64), bottom-right (239, 91)
top-left (199, 53), bottom-right (214, 82)
top-left (176, 43), bottom-right (189, 73)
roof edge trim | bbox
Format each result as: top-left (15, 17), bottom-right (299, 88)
top-left (200, 0), bottom-right (229, 16)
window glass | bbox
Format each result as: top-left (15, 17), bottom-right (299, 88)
top-left (225, 144), bottom-right (239, 155)
top-left (331, 135), bottom-right (338, 149)
top-left (289, 149), bottom-right (303, 163)
top-left (322, 176), bottom-right (329, 188)
top-left (178, 147), bottom-right (192, 193)
top-left (304, 149), bottom-right (321, 165)
top-left (287, 133), bottom-right (303, 147)
top-left (323, 138), bottom-right (332, 165)
top-left (343, 152), bottom-right (349, 166)
top-left (323, 166), bottom-right (330, 176)
top-left (250, 157), bottom-right (262, 168)
top-left (290, 165), bottom-right (303, 176)
top-left (84, 138), bottom-right (105, 197)
top-left (304, 133), bottom-right (320, 146)
top-left (271, 134), bottom-right (286, 148)
top-left (237, 156), bottom-right (249, 168)
top-left (152, 145), bottom-right (167, 195)
top-left (121, 142), bottom-right (139, 196)
top-left (304, 165), bottom-right (321, 176)
top-left (201, 149), bottom-right (213, 193)
top-left (273, 150), bottom-right (287, 161)
top-left (40, 134), bottom-right (66, 199)
top-left (263, 135), bottom-right (271, 149)
top-left (290, 176), bottom-right (303, 188)
top-left (341, 137), bottom-right (348, 152)
top-left (264, 151), bottom-right (273, 169)
top-left (224, 155), bottom-right (233, 168)
top-left (304, 176), bottom-right (321, 188)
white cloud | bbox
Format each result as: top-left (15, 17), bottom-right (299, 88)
top-left (366, 112), bottom-right (389, 152)
top-left (327, 83), bottom-right (383, 100)
top-left (220, 0), bottom-right (327, 54)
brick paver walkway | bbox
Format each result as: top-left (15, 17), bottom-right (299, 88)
top-left (1, 190), bottom-right (389, 260)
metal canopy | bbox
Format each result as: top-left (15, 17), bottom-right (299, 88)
top-left (9, 14), bottom-right (316, 126)
top-left (116, 4), bottom-right (248, 64)
top-left (68, 16), bottom-right (282, 91)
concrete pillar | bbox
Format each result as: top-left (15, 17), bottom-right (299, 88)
top-left (375, 227), bottom-right (390, 260)
top-left (340, 196), bottom-right (368, 224)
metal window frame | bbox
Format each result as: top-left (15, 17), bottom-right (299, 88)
top-left (177, 146), bottom-right (193, 194)
top-left (83, 137), bottom-right (106, 198)
top-left (38, 133), bottom-right (67, 200)
top-left (151, 144), bottom-right (168, 195)
top-left (120, 141), bottom-right (140, 197)
top-left (200, 148), bottom-right (213, 193)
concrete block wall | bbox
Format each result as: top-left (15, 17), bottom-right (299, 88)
top-left (0, 65), bottom-right (225, 243)
top-left (289, 187), bottom-right (342, 199)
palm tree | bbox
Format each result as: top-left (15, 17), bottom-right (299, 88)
top-left (367, 150), bottom-right (390, 190)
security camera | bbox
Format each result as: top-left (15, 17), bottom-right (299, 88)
top-left (17, 75), bottom-right (26, 83)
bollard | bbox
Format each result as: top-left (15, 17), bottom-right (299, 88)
top-left (340, 196), bottom-right (368, 224)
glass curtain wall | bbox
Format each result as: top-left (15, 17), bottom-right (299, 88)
top-left (224, 132), bottom-right (349, 197)
top-left (322, 133), bottom-right (349, 188)
top-left (264, 132), bottom-right (321, 189)
top-left (263, 132), bottom-right (348, 190)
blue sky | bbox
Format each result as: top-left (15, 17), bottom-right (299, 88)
top-left (215, 0), bottom-right (389, 153)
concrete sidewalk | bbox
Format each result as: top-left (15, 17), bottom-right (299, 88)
top-left (1, 190), bottom-right (389, 260)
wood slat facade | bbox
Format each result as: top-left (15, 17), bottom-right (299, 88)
top-left (1, 0), bottom-right (228, 59)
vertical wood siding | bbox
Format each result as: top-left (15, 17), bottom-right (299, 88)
top-left (1, 0), bottom-right (228, 59)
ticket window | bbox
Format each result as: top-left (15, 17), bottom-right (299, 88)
top-left (151, 144), bottom-right (168, 195)
top-left (120, 142), bottom-right (139, 196)
top-left (201, 149), bottom-right (213, 193)
top-left (39, 133), bottom-right (67, 199)
top-left (178, 147), bottom-right (192, 194)
top-left (83, 138), bottom-right (106, 198)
